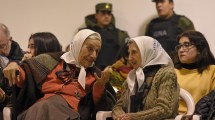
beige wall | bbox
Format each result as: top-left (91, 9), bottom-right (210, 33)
top-left (0, 0), bottom-right (215, 54)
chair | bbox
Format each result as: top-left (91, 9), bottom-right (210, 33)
top-left (4, 88), bottom-right (201, 120)
top-left (3, 106), bottom-right (12, 120)
top-left (175, 88), bottom-right (201, 120)
top-left (96, 88), bottom-right (201, 120)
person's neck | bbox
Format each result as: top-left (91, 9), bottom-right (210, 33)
top-left (98, 25), bottom-right (105, 28)
top-left (97, 23), bottom-right (107, 28)
top-left (160, 11), bottom-right (174, 20)
top-left (181, 62), bottom-right (198, 69)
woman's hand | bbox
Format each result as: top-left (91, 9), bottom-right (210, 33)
top-left (94, 67), bottom-right (112, 85)
top-left (22, 53), bottom-right (32, 61)
top-left (3, 62), bottom-right (20, 86)
top-left (115, 113), bottom-right (131, 120)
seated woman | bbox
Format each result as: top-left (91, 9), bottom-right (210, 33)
top-left (22, 32), bottom-right (62, 61)
top-left (3, 29), bottom-right (115, 120)
top-left (112, 36), bottom-right (179, 120)
top-left (174, 30), bottom-right (215, 114)
top-left (0, 32), bottom-right (62, 111)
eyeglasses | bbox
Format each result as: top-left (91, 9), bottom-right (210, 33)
top-left (175, 42), bottom-right (195, 51)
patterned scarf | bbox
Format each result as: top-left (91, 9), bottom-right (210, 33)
top-left (55, 63), bottom-right (80, 85)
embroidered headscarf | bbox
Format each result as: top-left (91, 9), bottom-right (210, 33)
top-left (127, 36), bottom-right (174, 92)
top-left (61, 29), bottom-right (101, 89)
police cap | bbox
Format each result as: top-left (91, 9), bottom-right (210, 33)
top-left (152, 0), bottom-right (173, 2)
top-left (95, 3), bottom-right (112, 12)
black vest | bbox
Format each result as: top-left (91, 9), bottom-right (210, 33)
top-left (147, 14), bottom-right (183, 54)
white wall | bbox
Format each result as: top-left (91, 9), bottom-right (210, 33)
top-left (0, 0), bottom-right (215, 54)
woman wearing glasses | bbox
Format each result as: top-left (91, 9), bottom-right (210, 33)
top-left (174, 30), bottom-right (215, 114)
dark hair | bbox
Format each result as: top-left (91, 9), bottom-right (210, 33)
top-left (175, 30), bottom-right (215, 73)
top-left (29, 32), bottom-right (62, 56)
top-left (115, 41), bottom-right (129, 64)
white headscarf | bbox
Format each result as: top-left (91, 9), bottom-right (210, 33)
top-left (60, 29), bottom-right (101, 89)
top-left (127, 36), bottom-right (174, 92)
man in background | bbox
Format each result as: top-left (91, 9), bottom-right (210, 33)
top-left (0, 23), bottom-right (24, 119)
top-left (145, 0), bottom-right (195, 59)
top-left (0, 23), bottom-right (24, 64)
top-left (83, 3), bottom-right (129, 70)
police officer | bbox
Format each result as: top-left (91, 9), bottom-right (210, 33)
top-left (83, 2), bottom-right (129, 70)
top-left (145, 0), bottom-right (195, 59)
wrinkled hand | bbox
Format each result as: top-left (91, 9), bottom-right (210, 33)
top-left (116, 113), bottom-right (131, 120)
top-left (0, 88), bottom-right (5, 102)
top-left (22, 53), bottom-right (32, 61)
top-left (103, 66), bottom-right (113, 73)
top-left (94, 68), bottom-right (112, 85)
top-left (3, 62), bottom-right (20, 86)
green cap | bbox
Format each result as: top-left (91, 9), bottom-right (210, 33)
top-left (95, 3), bottom-right (112, 12)
top-left (152, 0), bottom-right (173, 2)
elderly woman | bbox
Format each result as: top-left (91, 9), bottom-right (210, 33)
top-left (112, 36), bottom-right (179, 120)
top-left (3, 29), bottom-right (116, 120)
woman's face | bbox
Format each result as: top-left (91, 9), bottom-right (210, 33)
top-left (78, 38), bottom-right (101, 68)
top-left (128, 42), bottom-right (142, 69)
top-left (177, 36), bottom-right (199, 64)
top-left (27, 38), bottom-right (35, 56)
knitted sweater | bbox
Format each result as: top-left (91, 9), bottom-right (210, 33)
top-left (112, 66), bottom-right (179, 120)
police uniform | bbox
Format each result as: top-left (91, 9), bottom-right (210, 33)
top-left (145, 13), bottom-right (195, 55)
top-left (84, 3), bottom-right (129, 70)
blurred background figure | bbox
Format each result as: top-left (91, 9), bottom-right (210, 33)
top-left (104, 42), bottom-right (132, 99)
top-left (0, 23), bottom-right (24, 119)
top-left (145, 0), bottom-right (195, 61)
top-left (0, 23), bottom-right (24, 64)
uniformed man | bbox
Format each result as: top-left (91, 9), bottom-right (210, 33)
top-left (145, 0), bottom-right (195, 59)
top-left (83, 2), bottom-right (129, 70)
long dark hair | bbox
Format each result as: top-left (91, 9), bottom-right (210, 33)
top-left (175, 30), bottom-right (215, 73)
top-left (29, 32), bottom-right (62, 56)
